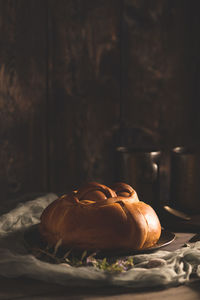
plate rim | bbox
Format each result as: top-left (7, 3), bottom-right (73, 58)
top-left (24, 225), bottom-right (176, 258)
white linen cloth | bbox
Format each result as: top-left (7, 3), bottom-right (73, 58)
top-left (0, 193), bottom-right (199, 288)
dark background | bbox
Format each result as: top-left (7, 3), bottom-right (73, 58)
top-left (0, 0), bottom-right (200, 210)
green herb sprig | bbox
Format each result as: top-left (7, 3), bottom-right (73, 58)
top-left (28, 239), bottom-right (134, 274)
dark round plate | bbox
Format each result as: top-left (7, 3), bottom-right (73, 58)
top-left (24, 225), bottom-right (175, 259)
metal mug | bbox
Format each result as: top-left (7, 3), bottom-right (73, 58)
top-left (115, 147), bottom-right (161, 209)
top-left (169, 146), bottom-right (200, 214)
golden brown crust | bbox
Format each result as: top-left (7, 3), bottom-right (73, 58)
top-left (39, 182), bottom-right (161, 251)
top-left (76, 182), bottom-right (117, 201)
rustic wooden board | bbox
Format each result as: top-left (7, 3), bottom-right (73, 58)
top-left (1, 0), bottom-right (200, 205)
top-left (0, 0), bottom-right (48, 203)
top-left (0, 275), bottom-right (200, 300)
top-left (121, 0), bottom-right (200, 148)
top-left (47, 0), bottom-right (121, 192)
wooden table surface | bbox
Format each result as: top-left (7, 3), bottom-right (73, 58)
top-left (0, 232), bottom-right (200, 300)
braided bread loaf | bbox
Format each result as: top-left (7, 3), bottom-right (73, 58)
top-left (39, 182), bottom-right (161, 251)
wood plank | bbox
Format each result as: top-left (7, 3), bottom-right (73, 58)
top-left (0, 273), bottom-right (199, 300)
top-left (47, 0), bottom-right (121, 192)
top-left (0, 278), bottom-right (199, 300)
top-left (121, 0), bottom-right (200, 148)
top-left (0, 0), bottom-right (48, 206)
top-left (184, 1), bottom-right (200, 146)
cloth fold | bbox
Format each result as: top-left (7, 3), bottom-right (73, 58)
top-left (0, 194), bottom-right (199, 288)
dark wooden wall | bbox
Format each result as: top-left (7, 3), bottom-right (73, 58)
top-left (0, 0), bottom-right (200, 208)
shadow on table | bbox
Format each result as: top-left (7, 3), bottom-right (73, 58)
top-left (1, 276), bottom-right (200, 300)
top-left (0, 276), bottom-right (176, 300)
